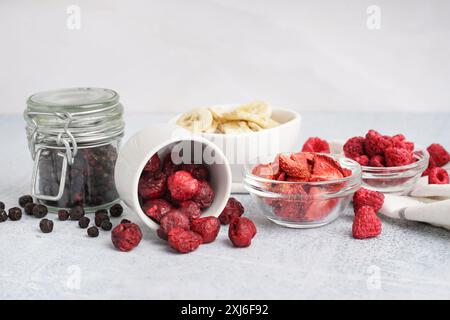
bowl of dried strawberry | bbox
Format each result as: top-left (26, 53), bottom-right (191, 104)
top-left (243, 152), bottom-right (361, 228)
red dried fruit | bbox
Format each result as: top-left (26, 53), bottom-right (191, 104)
top-left (428, 167), bottom-right (449, 184)
top-left (354, 155), bottom-right (369, 166)
top-left (369, 155), bottom-right (385, 167)
top-left (353, 187), bottom-right (385, 212)
top-left (142, 199), bottom-right (172, 222)
top-left (279, 154), bottom-right (310, 180)
top-left (228, 217), bottom-right (257, 248)
top-left (303, 186), bottom-right (337, 221)
top-left (138, 172), bottom-right (167, 199)
top-left (364, 130), bottom-right (392, 157)
top-left (143, 153), bottom-right (161, 173)
top-left (427, 143), bottom-right (450, 167)
top-left (422, 156), bottom-right (436, 176)
top-left (252, 162), bottom-right (279, 180)
top-left (158, 209), bottom-right (190, 240)
top-left (163, 153), bottom-right (181, 176)
top-left (181, 164), bottom-right (209, 181)
top-left (341, 167), bottom-right (353, 177)
top-left (301, 137), bottom-right (330, 153)
top-left (191, 180), bottom-right (215, 209)
top-left (168, 227), bottom-right (203, 253)
top-left (343, 136), bottom-right (366, 158)
top-left (190, 216), bottom-right (220, 243)
top-left (111, 222), bottom-right (143, 252)
top-left (179, 200), bottom-right (202, 221)
top-left (384, 147), bottom-right (413, 167)
top-left (218, 197), bottom-right (244, 224)
top-left (352, 206), bottom-right (381, 239)
top-left (167, 170), bottom-right (199, 201)
top-left (309, 154), bottom-right (343, 181)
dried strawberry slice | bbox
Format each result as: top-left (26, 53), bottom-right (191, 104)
top-left (303, 187), bottom-right (338, 221)
top-left (279, 154), bottom-right (311, 180)
top-left (309, 154), bottom-right (344, 181)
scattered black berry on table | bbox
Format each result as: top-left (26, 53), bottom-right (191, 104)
top-left (24, 202), bottom-right (36, 215)
top-left (58, 209), bottom-right (70, 221)
top-left (70, 205), bottom-right (85, 220)
top-left (39, 219), bottom-right (54, 233)
top-left (78, 216), bottom-right (90, 228)
top-left (110, 203), bottom-right (123, 217)
top-left (0, 210), bottom-right (7, 222)
top-left (101, 220), bottom-right (113, 231)
top-left (18, 195), bottom-right (33, 208)
top-left (87, 226), bottom-right (99, 237)
top-left (95, 209), bottom-right (108, 216)
top-left (32, 204), bottom-right (48, 218)
top-left (8, 207), bottom-right (22, 221)
top-left (120, 219), bottom-right (131, 224)
top-left (95, 213), bottom-right (109, 227)
top-left (0, 201), bottom-right (4, 210)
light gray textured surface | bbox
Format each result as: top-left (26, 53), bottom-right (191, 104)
top-left (0, 112), bottom-right (449, 300)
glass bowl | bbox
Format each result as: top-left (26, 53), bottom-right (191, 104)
top-left (361, 148), bottom-right (429, 194)
top-left (243, 154), bottom-right (362, 228)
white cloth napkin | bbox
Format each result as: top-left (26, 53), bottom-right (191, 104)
top-left (380, 164), bottom-right (450, 230)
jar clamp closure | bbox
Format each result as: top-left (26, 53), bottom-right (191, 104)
top-left (24, 88), bottom-right (125, 213)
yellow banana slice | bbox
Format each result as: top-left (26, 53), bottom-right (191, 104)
top-left (176, 108), bottom-right (213, 133)
top-left (235, 101), bottom-right (272, 119)
top-left (219, 121), bottom-right (253, 134)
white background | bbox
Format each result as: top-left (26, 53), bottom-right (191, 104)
top-left (1, 0), bottom-right (449, 114)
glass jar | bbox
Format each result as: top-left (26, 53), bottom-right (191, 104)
top-left (24, 87), bottom-right (125, 213)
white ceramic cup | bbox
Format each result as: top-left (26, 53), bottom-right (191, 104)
top-left (115, 124), bottom-right (232, 230)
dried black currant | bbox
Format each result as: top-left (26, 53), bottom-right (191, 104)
top-left (24, 202), bottom-right (37, 215)
top-left (8, 207), bottom-right (22, 221)
top-left (18, 195), bottom-right (33, 208)
top-left (95, 209), bottom-right (108, 216)
top-left (58, 209), bottom-right (70, 221)
top-left (100, 220), bottom-right (112, 231)
top-left (110, 204), bottom-right (123, 217)
top-left (87, 226), bottom-right (99, 237)
top-left (32, 204), bottom-right (48, 218)
top-left (95, 213), bottom-right (109, 227)
top-left (0, 210), bottom-right (7, 222)
top-left (120, 218), bottom-right (131, 224)
top-left (70, 206), bottom-right (85, 220)
top-left (39, 219), bottom-right (54, 233)
top-left (0, 201), bottom-right (5, 210)
top-left (78, 216), bottom-right (90, 229)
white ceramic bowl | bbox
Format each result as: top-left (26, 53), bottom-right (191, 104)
top-left (170, 106), bottom-right (302, 192)
top-left (114, 124), bottom-right (232, 230)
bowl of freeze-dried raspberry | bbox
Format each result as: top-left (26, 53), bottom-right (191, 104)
top-left (115, 124), bottom-right (232, 230)
top-left (243, 152), bottom-right (361, 228)
top-left (342, 130), bottom-right (429, 194)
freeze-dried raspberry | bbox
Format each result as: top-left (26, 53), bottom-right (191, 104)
top-left (142, 199), bottom-right (172, 222)
top-left (365, 130), bottom-right (392, 157)
top-left (354, 155), bottom-right (369, 166)
top-left (167, 171), bottom-right (199, 201)
top-left (252, 162), bottom-right (279, 180)
top-left (111, 222), bottom-right (143, 252)
top-left (428, 167), bottom-right (449, 184)
top-left (279, 154), bottom-right (310, 180)
top-left (191, 180), bottom-right (214, 209)
top-left (422, 156), bottom-right (436, 176)
top-left (143, 153), bottom-right (161, 174)
top-left (343, 136), bottom-right (365, 158)
top-left (190, 216), bottom-right (220, 243)
top-left (301, 137), bottom-right (330, 153)
top-left (218, 197), bottom-right (244, 224)
top-left (228, 217), bottom-right (257, 248)
top-left (181, 164), bottom-right (209, 181)
top-left (162, 153), bottom-right (180, 176)
top-left (159, 210), bottom-right (190, 239)
top-left (384, 147), bottom-right (413, 167)
top-left (353, 187), bottom-right (385, 212)
top-left (427, 143), bottom-right (450, 167)
top-left (138, 172), bottom-right (167, 199)
top-left (391, 135), bottom-right (414, 152)
top-left (309, 154), bottom-right (344, 181)
top-left (352, 206), bottom-right (381, 239)
top-left (369, 155), bottom-right (385, 167)
top-left (168, 227), bottom-right (203, 253)
top-left (179, 200), bottom-right (201, 221)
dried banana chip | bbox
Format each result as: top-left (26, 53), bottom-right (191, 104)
top-left (235, 101), bottom-right (272, 119)
top-left (219, 121), bottom-right (253, 134)
top-left (247, 121), bottom-right (263, 131)
top-left (176, 108), bottom-right (213, 133)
